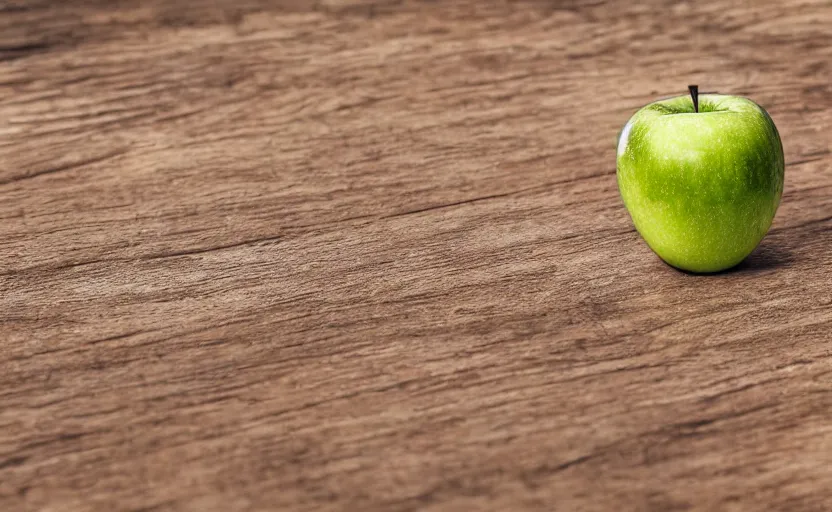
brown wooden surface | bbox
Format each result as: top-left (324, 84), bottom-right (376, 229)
top-left (2, 1), bottom-right (832, 510)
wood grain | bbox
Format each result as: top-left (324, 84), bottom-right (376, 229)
top-left (1, 1), bottom-right (832, 510)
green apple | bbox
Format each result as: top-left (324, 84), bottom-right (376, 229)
top-left (616, 91), bottom-right (784, 273)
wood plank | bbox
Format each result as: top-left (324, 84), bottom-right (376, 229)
top-left (1, 1), bottom-right (831, 510)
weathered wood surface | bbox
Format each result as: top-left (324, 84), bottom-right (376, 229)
top-left (1, 1), bottom-right (831, 510)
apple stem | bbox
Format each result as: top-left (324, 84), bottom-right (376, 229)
top-left (689, 84), bottom-right (699, 113)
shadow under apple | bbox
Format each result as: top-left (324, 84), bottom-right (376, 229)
top-left (667, 240), bottom-right (794, 276)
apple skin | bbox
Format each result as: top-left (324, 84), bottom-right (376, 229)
top-left (616, 93), bottom-right (784, 273)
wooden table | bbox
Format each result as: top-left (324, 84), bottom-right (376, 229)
top-left (2, 1), bottom-right (831, 510)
